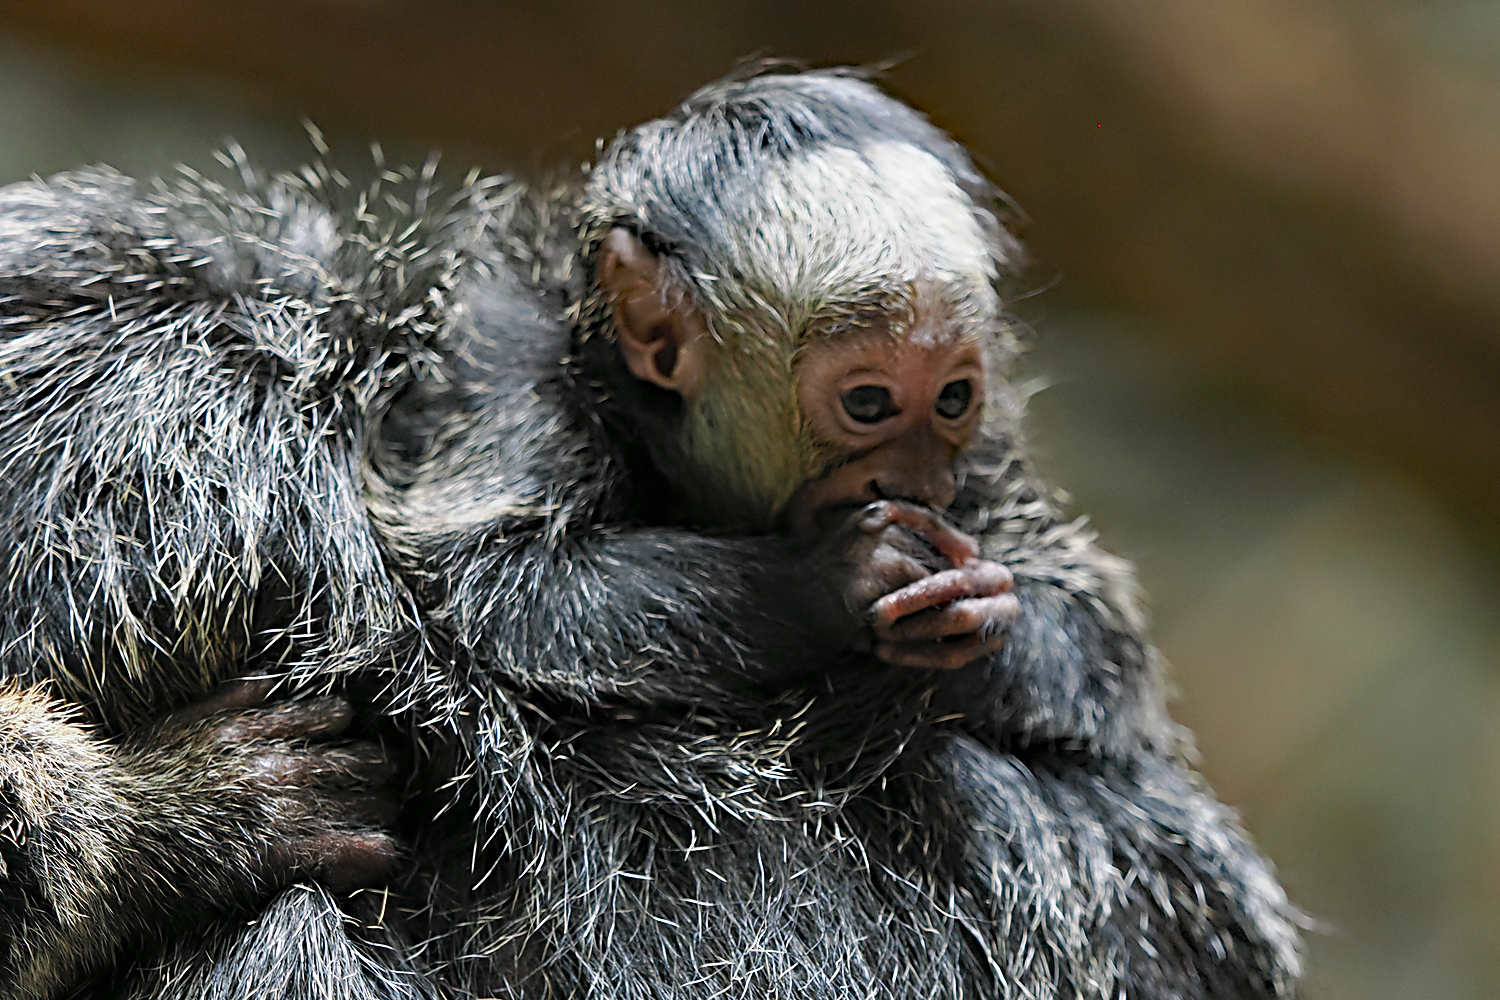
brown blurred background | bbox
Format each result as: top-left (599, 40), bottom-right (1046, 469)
top-left (0, 1), bottom-right (1496, 996)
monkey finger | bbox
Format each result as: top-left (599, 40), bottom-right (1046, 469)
top-left (849, 550), bottom-right (930, 608)
top-left (242, 750), bottom-right (328, 790)
top-left (877, 594), bottom-right (1020, 643)
top-left (869, 563), bottom-right (1013, 629)
top-left (212, 696), bottom-right (355, 744)
top-left (242, 742), bottom-right (396, 791)
top-left (324, 789), bottom-right (402, 829)
top-left (288, 831), bottom-right (402, 895)
top-left (154, 676), bottom-right (282, 733)
top-left (208, 676), bottom-right (282, 708)
top-left (874, 631), bottom-right (1005, 671)
top-left (859, 501), bottom-right (980, 567)
top-left (873, 525), bottom-right (950, 575)
top-left (311, 742), bottom-right (400, 789)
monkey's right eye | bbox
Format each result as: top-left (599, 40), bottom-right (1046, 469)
top-left (841, 385), bottom-right (898, 424)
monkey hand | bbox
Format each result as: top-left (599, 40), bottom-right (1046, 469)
top-left (137, 678), bottom-right (401, 895)
top-left (827, 500), bottom-right (1019, 670)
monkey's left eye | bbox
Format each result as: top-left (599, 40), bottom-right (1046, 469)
top-left (935, 380), bottom-right (974, 419)
top-left (841, 385), bottom-right (899, 424)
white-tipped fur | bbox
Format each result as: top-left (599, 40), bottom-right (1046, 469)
top-left (714, 141), bottom-right (999, 336)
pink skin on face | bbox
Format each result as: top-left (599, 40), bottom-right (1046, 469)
top-left (782, 290), bottom-right (1020, 670)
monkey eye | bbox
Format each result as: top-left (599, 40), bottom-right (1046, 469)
top-left (935, 379), bottom-right (974, 420)
top-left (840, 384), bottom-right (899, 424)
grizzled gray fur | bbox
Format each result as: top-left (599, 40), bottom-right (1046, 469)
top-left (0, 68), bottom-right (1302, 998)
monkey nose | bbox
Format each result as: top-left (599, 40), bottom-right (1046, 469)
top-left (870, 446), bottom-right (957, 510)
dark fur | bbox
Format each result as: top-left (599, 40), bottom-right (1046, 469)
top-left (0, 70), bottom-right (1302, 998)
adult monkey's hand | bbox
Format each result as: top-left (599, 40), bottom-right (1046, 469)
top-left (134, 677), bottom-right (402, 893)
top-left (820, 500), bottom-right (1018, 670)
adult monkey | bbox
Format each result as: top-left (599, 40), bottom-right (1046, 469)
top-left (0, 154), bottom-right (443, 998)
top-left (0, 66), bottom-right (1303, 998)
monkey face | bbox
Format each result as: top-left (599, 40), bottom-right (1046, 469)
top-left (780, 281), bottom-right (987, 544)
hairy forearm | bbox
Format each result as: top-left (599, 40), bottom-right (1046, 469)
top-left (434, 527), bottom-right (842, 706)
top-left (0, 688), bottom-right (132, 997)
top-left (0, 688), bottom-right (272, 999)
top-left (983, 582), bottom-right (1172, 751)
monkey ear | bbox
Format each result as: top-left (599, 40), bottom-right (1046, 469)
top-left (595, 228), bottom-right (708, 398)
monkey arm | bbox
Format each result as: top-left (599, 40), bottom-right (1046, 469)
top-left (0, 684), bottom-right (399, 1000)
top-left (983, 522), bottom-right (1175, 753)
top-left (382, 308), bottom-right (860, 707)
top-left (948, 735), bottom-right (1303, 996)
top-left (940, 452), bottom-right (1179, 756)
top-left (413, 523), bottom-right (853, 707)
top-left (0, 687), bottom-right (262, 999)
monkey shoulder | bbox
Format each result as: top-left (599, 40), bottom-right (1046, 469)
top-left (373, 261), bottom-right (612, 543)
top-left (0, 165), bottom-right (472, 368)
top-left (0, 166), bottom-right (323, 316)
top-left (0, 167), bottom-right (461, 721)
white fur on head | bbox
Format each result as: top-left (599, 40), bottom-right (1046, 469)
top-left (705, 140), bottom-right (999, 343)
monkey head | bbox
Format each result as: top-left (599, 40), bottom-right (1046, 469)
top-left (582, 68), bottom-right (1022, 539)
top-left (579, 69), bottom-right (1023, 669)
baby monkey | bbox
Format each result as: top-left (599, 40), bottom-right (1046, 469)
top-left (597, 227), bottom-right (1018, 670)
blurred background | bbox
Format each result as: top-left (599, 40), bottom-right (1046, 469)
top-left (0, 1), bottom-right (1495, 996)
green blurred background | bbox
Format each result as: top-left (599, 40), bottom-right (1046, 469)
top-left (1, 2), bottom-right (1496, 996)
